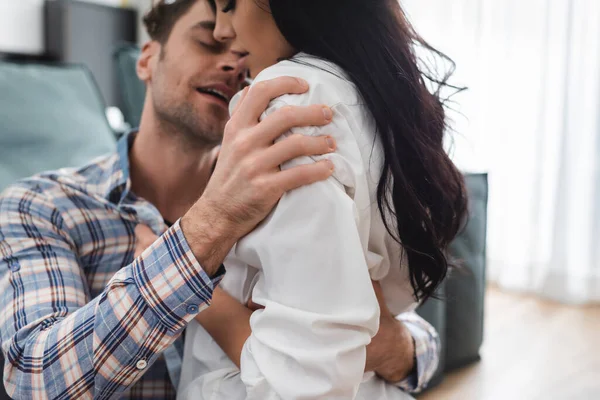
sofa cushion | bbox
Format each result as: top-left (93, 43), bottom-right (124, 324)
top-left (444, 173), bottom-right (488, 370)
top-left (417, 173), bottom-right (488, 391)
top-left (416, 284), bottom-right (447, 389)
top-left (113, 44), bottom-right (145, 128)
top-left (0, 61), bottom-right (117, 192)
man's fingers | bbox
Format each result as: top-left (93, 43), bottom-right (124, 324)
top-left (273, 159), bottom-right (335, 193)
top-left (262, 134), bottom-right (336, 169)
top-left (255, 104), bottom-right (333, 144)
top-left (234, 77), bottom-right (309, 124)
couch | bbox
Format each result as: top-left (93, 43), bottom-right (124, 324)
top-left (417, 173), bottom-right (488, 389)
top-left (0, 61), bottom-right (117, 192)
top-left (0, 60), bottom-right (117, 399)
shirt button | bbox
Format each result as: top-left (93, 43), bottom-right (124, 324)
top-left (136, 359), bottom-right (148, 370)
top-left (186, 304), bottom-right (199, 314)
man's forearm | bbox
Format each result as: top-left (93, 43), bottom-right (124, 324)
top-left (1, 221), bottom-right (221, 398)
top-left (180, 199), bottom-right (239, 277)
top-left (395, 312), bottom-right (441, 393)
top-left (365, 306), bottom-right (440, 393)
top-left (4, 278), bottom-right (169, 398)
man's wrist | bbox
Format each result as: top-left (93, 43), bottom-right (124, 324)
top-left (180, 200), bottom-right (238, 277)
top-left (374, 320), bottom-right (416, 383)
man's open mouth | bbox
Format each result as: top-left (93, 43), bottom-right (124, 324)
top-left (196, 87), bottom-right (231, 104)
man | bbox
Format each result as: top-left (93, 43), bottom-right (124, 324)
top-left (0, 0), bottom-right (439, 398)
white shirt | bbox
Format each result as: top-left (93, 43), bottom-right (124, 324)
top-left (178, 54), bottom-right (418, 400)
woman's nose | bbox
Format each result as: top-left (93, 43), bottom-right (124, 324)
top-left (213, 17), bottom-right (235, 43)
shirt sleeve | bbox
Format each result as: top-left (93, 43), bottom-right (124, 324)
top-left (0, 183), bottom-right (222, 399)
top-left (395, 312), bottom-right (441, 393)
top-left (232, 103), bottom-right (380, 399)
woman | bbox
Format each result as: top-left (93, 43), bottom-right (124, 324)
top-left (179, 0), bottom-right (467, 399)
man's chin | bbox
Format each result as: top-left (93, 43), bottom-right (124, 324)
top-left (202, 103), bottom-right (228, 136)
top-left (156, 101), bottom-right (227, 146)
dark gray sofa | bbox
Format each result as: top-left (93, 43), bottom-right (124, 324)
top-left (417, 173), bottom-right (488, 389)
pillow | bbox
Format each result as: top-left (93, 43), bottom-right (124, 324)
top-left (444, 173), bottom-right (488, 370)
top-left (0, 61), bottom-right (117, 192)
top-left (113, 44), bottom-right (145, 128)
top-left (417, 173), bottom-right (488, 390)
top-left (416, 284), bottom-right (447, 389)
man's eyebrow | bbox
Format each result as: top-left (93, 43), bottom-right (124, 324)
top-left (191, 20), bottom-right (216, 31)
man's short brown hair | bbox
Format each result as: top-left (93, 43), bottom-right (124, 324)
top-left (143, 0), bottom-right (216, 43)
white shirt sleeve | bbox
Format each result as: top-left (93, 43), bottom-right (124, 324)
top-left (233, 100), bottom-right (380, 399)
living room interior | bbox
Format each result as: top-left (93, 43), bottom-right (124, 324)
top-left (0, 1), bottom-right (598, 399)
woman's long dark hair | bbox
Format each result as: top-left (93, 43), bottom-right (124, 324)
top-left (268, 0), bottom-right (468, 301)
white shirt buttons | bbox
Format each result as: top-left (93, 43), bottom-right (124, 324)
top-left (136, 359), bottom-right (148, 370)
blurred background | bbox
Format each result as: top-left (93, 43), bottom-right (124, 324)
top-left (0, 1), bottom-right (598, 399)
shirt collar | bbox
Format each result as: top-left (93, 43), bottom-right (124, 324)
top-left (105, 129), bottom-right (137, 205)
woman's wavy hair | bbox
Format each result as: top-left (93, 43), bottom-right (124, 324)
top-left (267, 0), bottom-right (468, 301)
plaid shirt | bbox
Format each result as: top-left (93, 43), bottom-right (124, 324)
top-left (0, 133), bottom-right (439, 399)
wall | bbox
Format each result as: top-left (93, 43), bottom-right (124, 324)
top-left (0, 0), bottom-right (141, 55)
top-left (132, 0), bottom-right (152, 44)
top-left (0, 1), bottom-right (45, 54)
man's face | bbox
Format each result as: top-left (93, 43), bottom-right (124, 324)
top-left (141, 0), bottom-right (247, 146)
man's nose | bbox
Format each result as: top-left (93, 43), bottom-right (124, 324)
top-left (220, 52), bottom-right (249, 80)
top-left (220, 57), bottom-right (242, 73)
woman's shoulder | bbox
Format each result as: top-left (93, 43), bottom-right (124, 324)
top-left (252, 53), bottom-right (361, 108)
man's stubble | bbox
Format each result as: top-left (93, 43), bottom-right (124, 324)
top-left (151, 51), bottom-right (227, 150)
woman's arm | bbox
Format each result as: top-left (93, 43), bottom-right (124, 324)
top-left (235, 173), bottom-right (379, 400)
top-left (194, 287), bottom-right (253, 368)
top-left (196, 283), bottom-right (426, 384)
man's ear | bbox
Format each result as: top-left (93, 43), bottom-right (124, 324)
top-left (137, 41), bottom-right (160, 82)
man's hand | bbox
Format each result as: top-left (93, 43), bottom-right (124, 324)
top-left (366, 282), bottom-right (416, 383)
top-left (181, 77), bottom-right (336, 276)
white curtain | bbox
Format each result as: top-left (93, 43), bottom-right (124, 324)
top-left (402, 0), bottom-right (600, 304)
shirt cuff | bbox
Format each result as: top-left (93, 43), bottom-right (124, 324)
top-left (132, 219), bottom-right (225, 332)
top-left (395, 315), bottom-right (441, 393)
